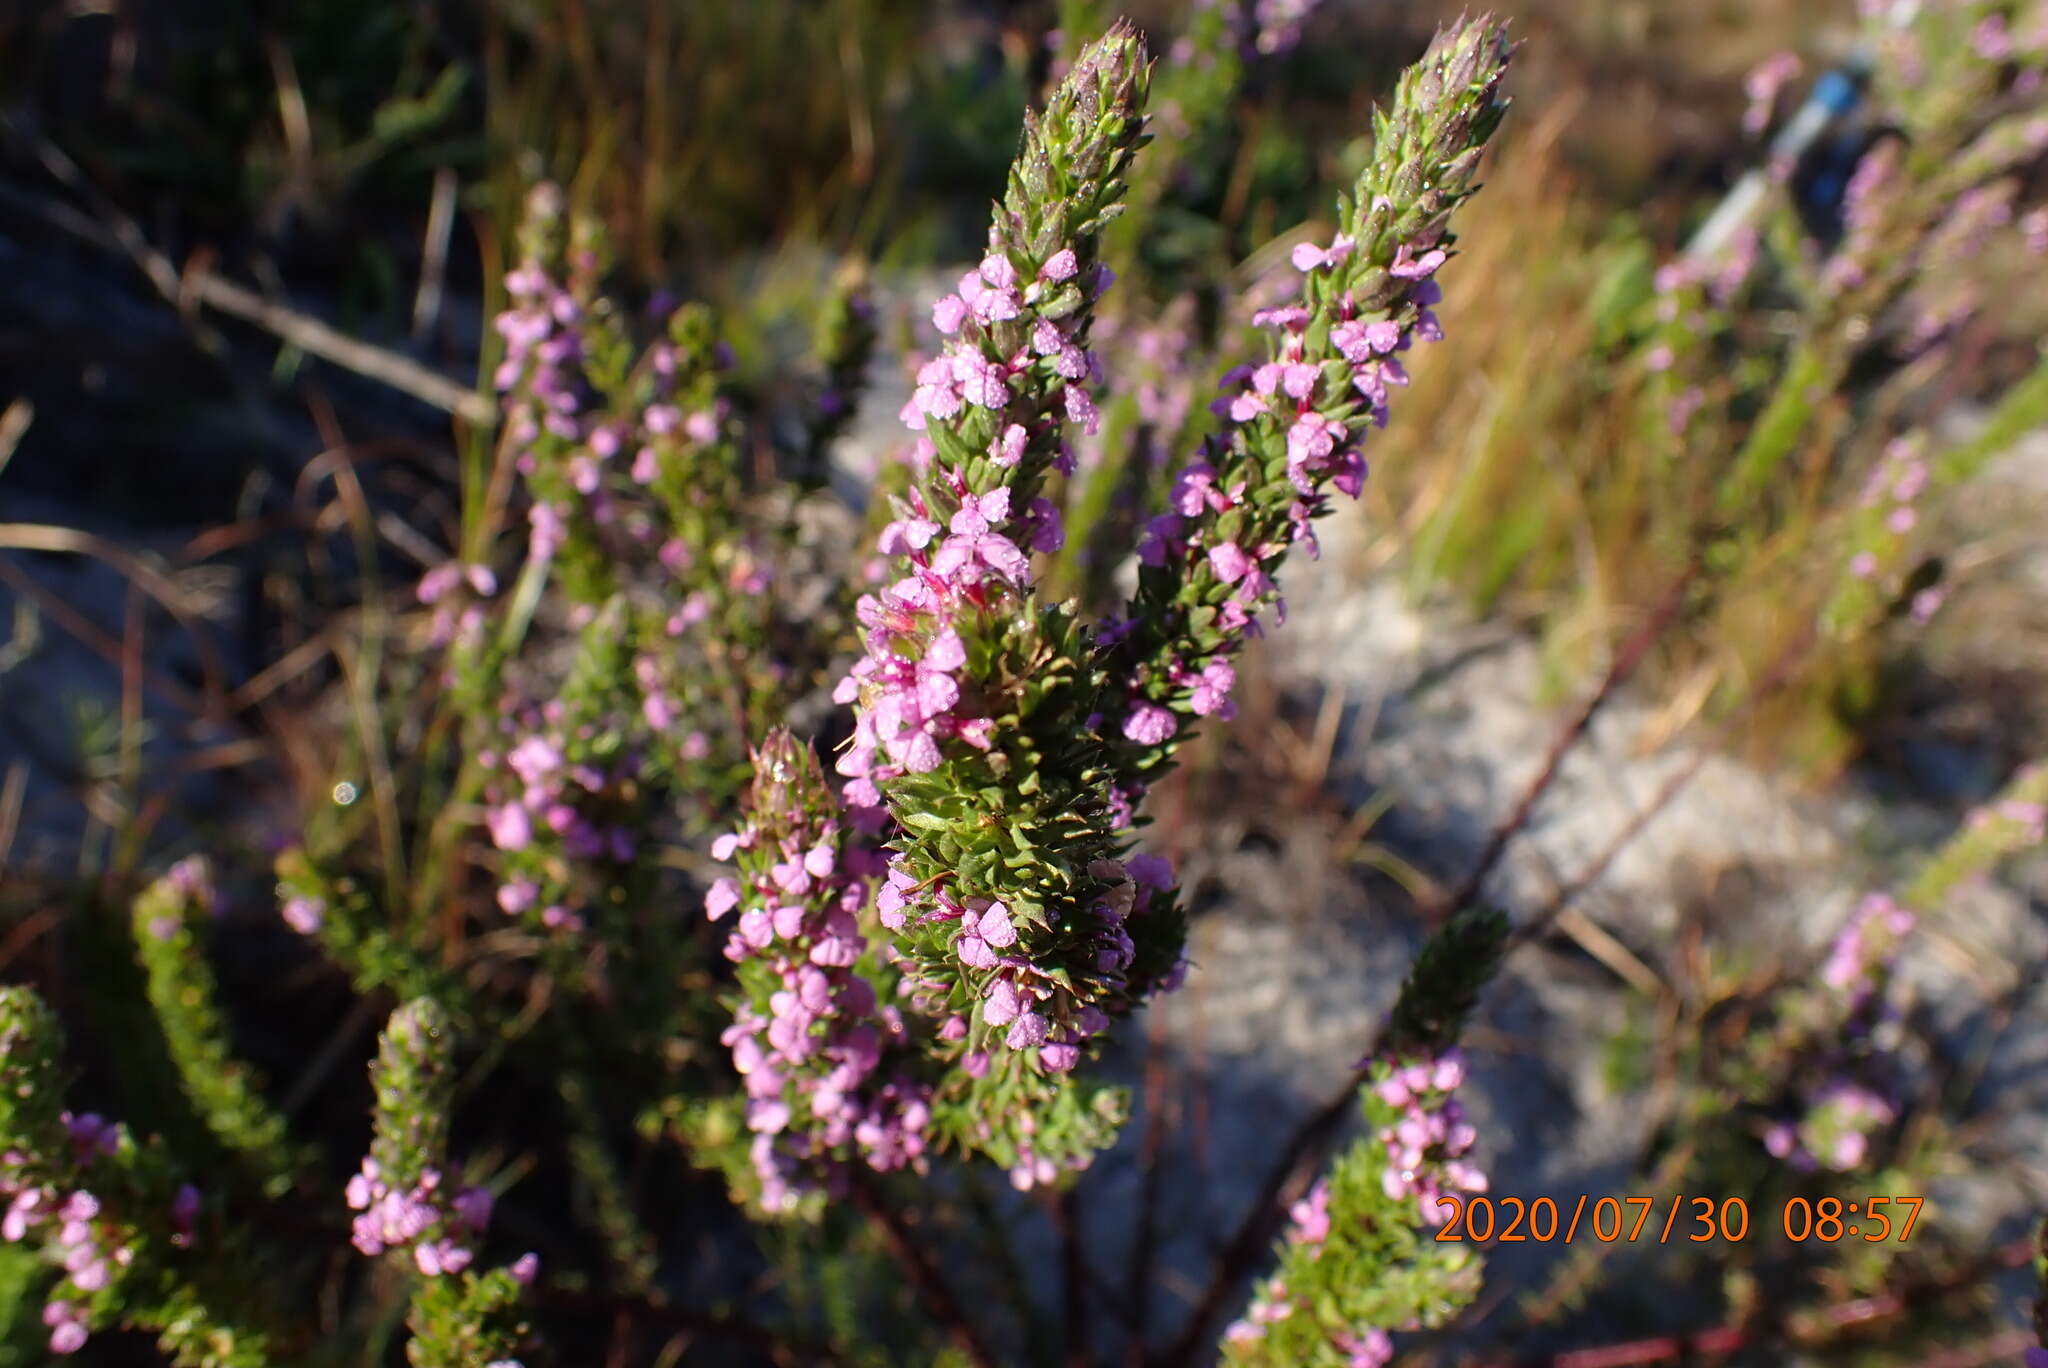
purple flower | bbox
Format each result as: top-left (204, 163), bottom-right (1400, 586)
top-left (1005, 1012), bottom-right (1050, 1049)
top-left (932, 295), bottom-right (969, 334)
top-left (1389, 245), bottom-right (1447, 279)
top-left (1290, 234), bottom-right (1354, 272)
top-left (705, 877), bottom-right (742, 922)
top-left (977, 902), bottom-right (1018, 948)
top-left (486, 802), bottom-right (532, 852)
top-left (1208, 541), bottom-right (1253, 584)
top-left (1122, 702), bottom-right (1177, 745)
top-left (984, 979), bottom-right (1024, 1027)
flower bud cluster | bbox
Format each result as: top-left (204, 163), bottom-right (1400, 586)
top-left (1222, 1046), bottom-right (1488, 1366)
top-left (1, 1124), bottom-right (141, 1355)
top-left (829, 26), bottom-right (1193, 1176)
top-left (478, 683), bottom-right (647, 939)
top-left (1756, 892), bottom-right (1915, 1174)
top-left (133, 858), bottom-right (301, 1193)
top-left (1905, 181), bottom-right (2017, 352)
top-left (1103, 17), bottom-right (1513, 776)
top-left (1899, 759), bottom-right (2048, 909)
top-left (1822, 138), bottom-right (1904, 294)
top-left (347, 1157), bottom-right (506, 1277)
top-left (0, 988), bottom-right (272, 1361)
top-left (1763, 1082), bottom-right (1898, 1173)
top-left (1828, 419), bottom-right (1996, 636)
top-left (1743, 52), bottom-right (1803, 137)
top-left (352, 996), bottom-right (540, 1357)
top-left (490, 187), bottom-right (805, 766)
top-left (1819, 890), bottom-right (1917, 1005)
top-left (704, 732), bottom-right (935, 1211)
top-left (1368, 1049), bottom-right (1488, 1222)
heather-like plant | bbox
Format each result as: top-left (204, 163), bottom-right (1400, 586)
top-left (21, 6), bottom-right (2048, 1364)
top-left (129, 859), bottom-right (304, 1199)
top-left (0, 987), bottom-right (271, 1364)
top-left (820, 16), bottom-right (1510, 1191)
top-left (0, 15), bottom-right (1527, 1362)
top-left (1222, 907), bottom-right (1508, 1365)
top-left (349, 999), bottom-right (535, 1367)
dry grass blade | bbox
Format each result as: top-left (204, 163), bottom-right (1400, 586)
top-left (8, 122), bottom-right (495, 425)
top-left (0, 521), bottom-right (235, 715)
top-left (0, 399), bottom-right (31, 481)
top-left (0, 760), bottom-right (26, 875)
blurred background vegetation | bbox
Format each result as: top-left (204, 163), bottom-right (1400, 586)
top-left (7, 0), bottom-right (2042, 792)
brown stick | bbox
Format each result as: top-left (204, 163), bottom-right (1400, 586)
top-left (849, 1171), bottom-right (999, 1368)
top-left (7, 123), bottom-right (494, 426)
top-left (1474, 1237), bottom-right (2033, 1367)
top-left (1420, 565), bottom-right (1696, 926)
top-left (1154, 569), bottom-right (1698, 1368)
top-left (533, 1287), bottom-right (845, 1368)
top-left (1508, 616), bottom-right (1818, 957)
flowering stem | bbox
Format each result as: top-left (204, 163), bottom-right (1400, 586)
top-left (1155, 907), bottom-right (1508, 1368)
top-left (131, 859), bottom-right (304, 1198)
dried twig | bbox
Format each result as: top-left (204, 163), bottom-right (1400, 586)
top-left (849, 1172), bottom-right (998, 1368)
top-left (3, 119), bottom-right (494, 425)
top-left (1155, 568), bottom-right (1698, 1368)
top-left (0, 399), bottom-right (30, 480)
top-left (1476, 1237), bottom-right (2033, 1367)
top-left (1420, 566), bottom-right (1696, 926)
top-left (412, 166), bottom-right (460, 343)
top-left (533, 1287), bottom-right (845, 1368)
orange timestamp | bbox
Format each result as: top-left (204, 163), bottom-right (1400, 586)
top-left (1431, 1194), bottom-right (1925, 1244)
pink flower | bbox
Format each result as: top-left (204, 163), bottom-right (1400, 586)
top-left (978, 902), bottom-right (1018, 948)
top-left (1040, 1042), bottom-right (1081, 1071)
top-left (980, 254), bottom-right (1019, 290)
top-left (1389, 245), bottom-right (1447, 279)
top-left (1290, 235), bottom-right (1354, 272)
top-left (1064, 384), bottom-right (1100, 434)
top-left (954, 350), bottom-right (1011, 409)
top-left (1208, 541), bottom-right (1253, 584)
top-left (1121, 702), bottom-right (1177, 746)
top-left (1287, 1181), bottom-right (1332, 1246)
top-left (705, 878), bottom-right (742, 921)
top-left (281, 895), bottom-right (325, 935)
top-left (1252, 304), bottom-right (1311, 332)
top-left (1005, 1012), bottom-right (1050, 1049)
top-left (984, 980), bottom-right (1023, 1027)
top-left (486, 803), bottom-right (531, 852)
top-left (910, 356), bottom-right (964, 424)
top-left (991, 423), bottom-right (1028, 467)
